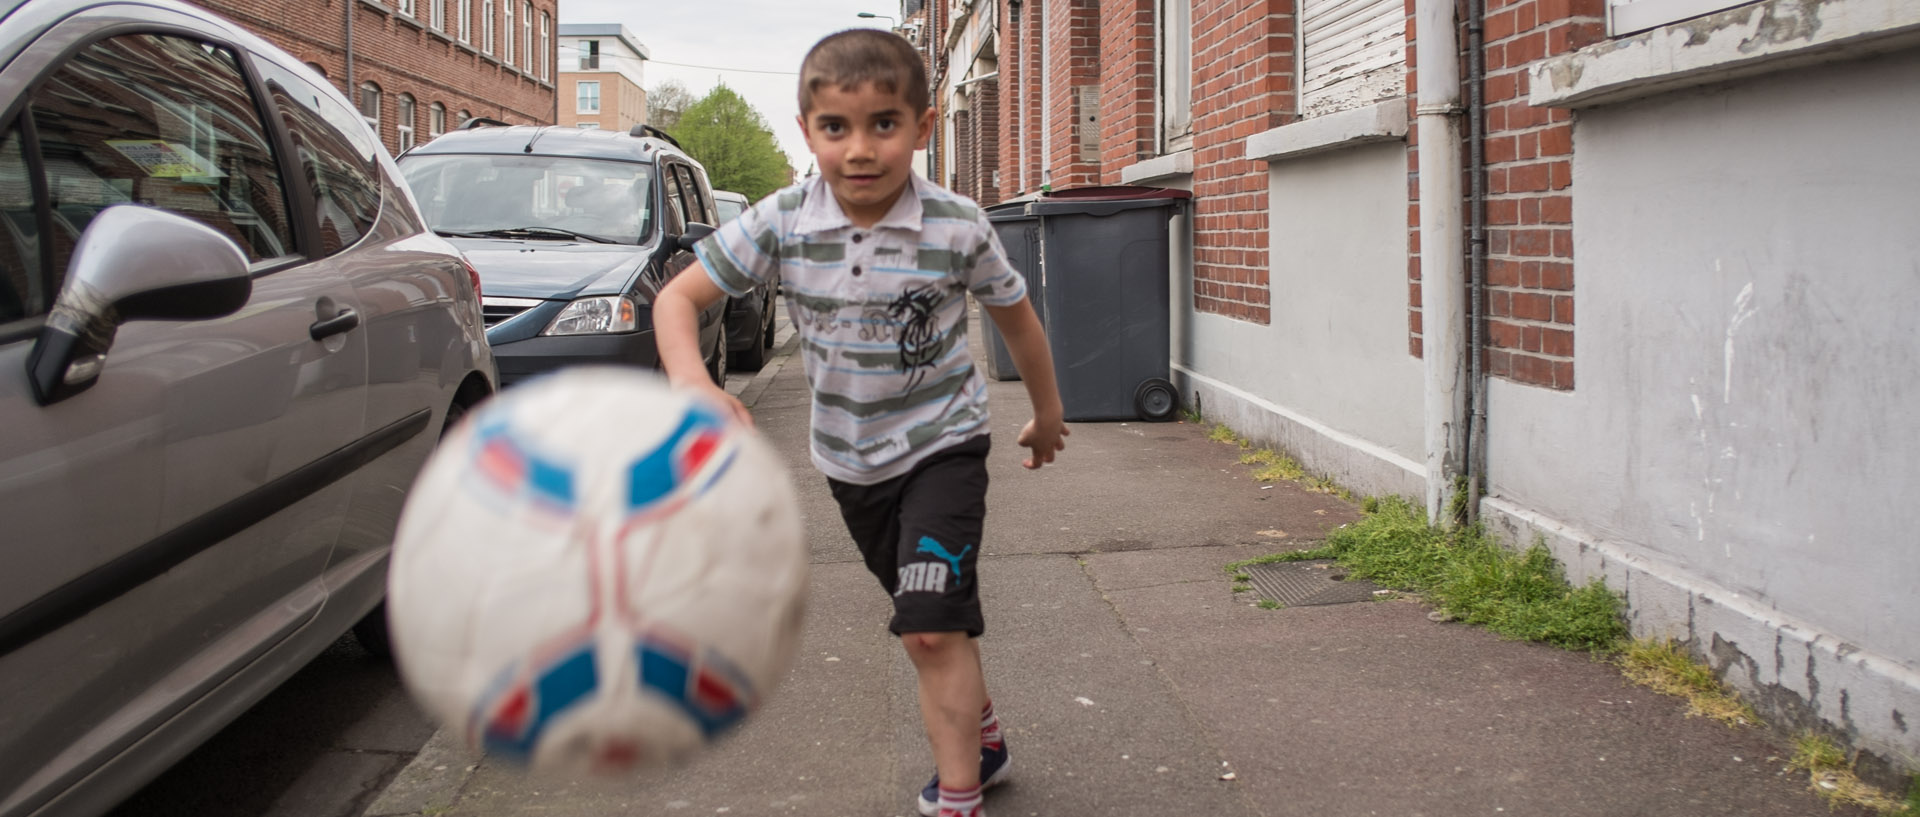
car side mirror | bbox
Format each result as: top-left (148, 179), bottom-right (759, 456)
top-left (677, 222), bottom-right (715, 251)
top-left (28, 205), bottom-right (252, 405)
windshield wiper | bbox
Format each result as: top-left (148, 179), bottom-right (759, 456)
top-left (447, 226), bottom-right (617, 244)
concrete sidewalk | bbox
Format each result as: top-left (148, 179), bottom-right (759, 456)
top-left (365, 310), bottom-right (1855, 817)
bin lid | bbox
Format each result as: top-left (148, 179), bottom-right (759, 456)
top-left (1030, 185), bottom-right (1191, 217)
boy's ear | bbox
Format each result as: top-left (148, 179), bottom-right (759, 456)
top-left (913, 106), bottom-right (936, 151)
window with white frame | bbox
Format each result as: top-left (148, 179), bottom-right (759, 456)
top-left (539, 12), bottom-right (550, 80)
top-left (580, 40), bottom-right (600, 70)
top-left (430, 0), bottom-right (443, 30)
top-left (481, 0), bottom-right (494, 54)
top-left (1157, 0), bottom-right (1191, 153)
top-left (430, 102), bottom-right (446, 136)
top-left (396, 93), bottom-right (416, 151)
top-left (577, 80), bottom-right (600, 113)
top-left (397, 0), bottom-right (415, 16)
top-left (359, 81), bottom-right (381, 133)
top-left (457, 0), bottom-right (470, 42)
top-left (501, 0), bottom-right (514, 66)
top-left (1299, 0), bottom-right (1406, 117)
top-left (523, 2), bottom-right (534, 73)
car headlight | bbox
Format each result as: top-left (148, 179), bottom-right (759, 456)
top-left (543, 295), bottom-right (639, 336)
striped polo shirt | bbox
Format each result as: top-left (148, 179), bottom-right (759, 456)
top-left (695, 174), bottom-right (1028, 485)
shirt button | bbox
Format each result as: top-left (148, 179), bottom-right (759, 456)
top-left (851, 265), bottom-right (863, 276)
top-left (851, 233), bottom-right (864, 243)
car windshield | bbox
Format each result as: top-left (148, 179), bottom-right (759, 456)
top-left (716, 197), bottom-right (746, 223)
top-left (399, 153), bottom-right (653, 245)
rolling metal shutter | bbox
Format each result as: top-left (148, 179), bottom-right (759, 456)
top-left (1301, 0), bottom-right (1406, 117)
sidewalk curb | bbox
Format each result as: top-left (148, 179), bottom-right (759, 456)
top-left (359, 326), bottom-right (800, 817)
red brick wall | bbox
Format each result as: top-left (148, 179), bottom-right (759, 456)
top-left (968, 82), bottom-right (1003, 206)
top-left (1477, 0), bottom-right (1601, 389)
top-left (193, 0), bottom-right (557, 157)
top-left (1046, 0), bottom-right (1103, 189)
top-left (1189, 0), bottom-right (1295, 324)
top-left (997, 0), bottom-right (1047, 200)
top-left (1098, 0), bottom-right (1157, 176)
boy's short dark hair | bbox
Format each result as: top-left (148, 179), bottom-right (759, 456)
top-left (798, 29), bottom-right (929, 115)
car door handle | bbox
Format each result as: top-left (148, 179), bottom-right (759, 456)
top-left (309, 307), bottom-right (360, 341)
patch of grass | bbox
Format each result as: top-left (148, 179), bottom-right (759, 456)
top-left (1905, 776), bottom-right (1920, 813)
top-left (1230, 583), bottom-right (1253, 593)
top-left (1226, 496), bottom-right (1626, 651)
top-left (1618, 639), bottom-right (1759, 727)
top-left (1256, 599), bottom-right (1281, 610)
top-left (1207, 423), bottom-right (1240, 445)
top-left (1230, 571), bottom-right (1251, 582)
top-left (1789, 733), bottom-right (1913, 814)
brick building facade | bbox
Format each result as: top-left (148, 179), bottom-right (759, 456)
top-left (191, 0), bottom-right (558, 157)
top-left (911, 0), bottom-right (1920, 784)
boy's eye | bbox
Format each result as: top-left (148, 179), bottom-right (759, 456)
top-left (874, 118), bottom-right (897, 134)
top-left (820, 121), bottom-right (846, 136)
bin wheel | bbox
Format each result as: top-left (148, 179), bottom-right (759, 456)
top-left (1133, 378), bottom-right (1178, 422)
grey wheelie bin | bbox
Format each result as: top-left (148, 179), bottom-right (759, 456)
top-left (1029, 186), bottom-right (1189, 422)
top-left (981, 199), bottom-right (1044, 381)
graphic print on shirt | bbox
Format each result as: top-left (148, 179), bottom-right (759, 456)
top-left (883, 283), bottom-right (944, 393)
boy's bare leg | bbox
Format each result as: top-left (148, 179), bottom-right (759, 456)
top-left (902, 631), bottom-right (986, 790)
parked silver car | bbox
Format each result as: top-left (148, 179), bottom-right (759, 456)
top-left (0, 1), bottom-right (497, 815)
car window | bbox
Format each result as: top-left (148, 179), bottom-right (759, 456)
top-left (28, 34), bottom-right (295, 269)
top-left (715, 196), bottom-right (745, 223)
top-left (660, 161), bottom-right (688, 235)
top-left (0, 123), bottom-right (40, 324)
top-left (253, 57), bottom-right (383, 256)
top-left (399, 153), bottom-right (654, 244)
top-left (677, 165), bottom-right (713, 226)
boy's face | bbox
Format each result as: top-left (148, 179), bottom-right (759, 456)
top-left (798, 81), bottom-right (935, 228)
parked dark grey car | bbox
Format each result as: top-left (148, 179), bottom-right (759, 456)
top-left (398, 123), bottom-right (729, 387)
top-left (712, 188), bottom-right (776, 372)
top-left (0, 1), bottom-right (497, 815)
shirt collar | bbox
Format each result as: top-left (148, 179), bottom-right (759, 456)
top-left (790, 174), bottom-right (927, 236)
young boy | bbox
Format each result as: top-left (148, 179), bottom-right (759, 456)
top-left (650, 28), bottom-right (1066, 817)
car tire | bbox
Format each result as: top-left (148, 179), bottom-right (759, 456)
top-left (762, 293), bottom-right (777, 349)
top-left (733, 306), bottom-right (769, 372)
top-left (352, 397), bottom-right (470, 660)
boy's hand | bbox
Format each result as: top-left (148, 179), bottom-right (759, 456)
top-left (673, 375), bottom-right (754, 428)
top-left (1015, 415), bottom-right (1068, 469)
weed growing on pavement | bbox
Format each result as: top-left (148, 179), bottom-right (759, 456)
top-left (1789, 733), bottom-right (1914, 814)
top-left (1231, 582), bottom-right (1253, 593)
top-left (1618, 639), bottom-right (1758, 727)
top-left (1224, 496), bottom-right (1625, 651)
top-left (1207, 423), bottom-right (1240, 445)
top-left (1256, 599), bottom-right (1281, 610)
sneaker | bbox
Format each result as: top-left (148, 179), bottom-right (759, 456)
top-left (916, 743), bottom-right (1011, 817)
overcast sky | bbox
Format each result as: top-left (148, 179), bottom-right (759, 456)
top-left (558, 1), bottom-right (902, 175)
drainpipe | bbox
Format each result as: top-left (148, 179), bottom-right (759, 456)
top-left (343, 0), bottom-right (355, 95)
top-left (1416, 0), bottom-right (1467, 524)
top-left (1466, 0), bottom-right (1489, 522)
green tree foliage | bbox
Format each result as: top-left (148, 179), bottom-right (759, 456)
top-left (673, 84), bottom-right (791, 202)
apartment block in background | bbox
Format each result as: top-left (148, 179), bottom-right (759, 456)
top-left (556, 23), bottom-right (648, 132)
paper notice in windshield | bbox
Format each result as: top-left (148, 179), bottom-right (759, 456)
top-left (105, 140), bottom-right (223, 180)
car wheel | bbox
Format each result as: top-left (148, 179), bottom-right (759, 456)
top-left (733, 306), bottom-right (769, 372)
top-left (352, 398), bottom-right (470, 659)
top-left (762, 293), bottom-right (777, 349)
top-left (708, 330), bottom-right (728, 388)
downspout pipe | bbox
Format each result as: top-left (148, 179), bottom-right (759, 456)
top-left (1466, 0), bottom-right (1489, 523)
top-left (343, 0), bottom-right (355, 95)
top-left (1417, 0), bottom-right (1468, 524)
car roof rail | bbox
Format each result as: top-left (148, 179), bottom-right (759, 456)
top-left (460, 116), bottom-right (512, 130)
top-left (629, 123), bottom-right (683, 150)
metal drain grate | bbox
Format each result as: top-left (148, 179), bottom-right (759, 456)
top-left (1242, 560), bottom-right (1382, 607)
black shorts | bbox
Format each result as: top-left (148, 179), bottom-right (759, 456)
top-left (826, 435), bottom-right (991, 637)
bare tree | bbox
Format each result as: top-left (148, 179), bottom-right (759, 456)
top-left (646, 79), bottom-right (695, 133)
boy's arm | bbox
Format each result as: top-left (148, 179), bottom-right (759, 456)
top-left (654, 261), bottom-right (752, 425)
top-left (981, 297), bottom-right (1069, 469)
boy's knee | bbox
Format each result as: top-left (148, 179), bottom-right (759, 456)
top-left (900, 630), bottom-right (968, 658)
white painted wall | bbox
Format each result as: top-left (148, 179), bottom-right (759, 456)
top-left (1176, 140), bottom-right (1424, 498)
top-left (1485, 50), bottom-right (1920, 763)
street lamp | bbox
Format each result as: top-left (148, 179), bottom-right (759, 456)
top-left (856, 11), bottom-right (897, 27)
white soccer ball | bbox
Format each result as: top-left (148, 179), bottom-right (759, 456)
top-left (387, 368), bottom-right (808, 775)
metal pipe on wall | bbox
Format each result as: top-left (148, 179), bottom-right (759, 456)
top-left (1466, 0), bottom-right (1489, 523)
top-left (1416, 0), bottom-right (1468, 524)
top-left (343, 0), bottom-right (355, 96)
